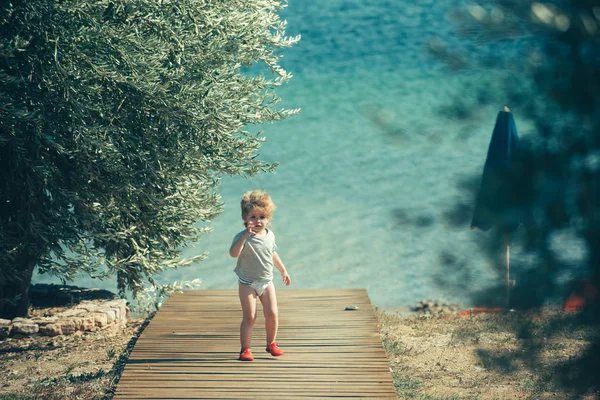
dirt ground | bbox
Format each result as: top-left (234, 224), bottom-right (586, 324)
top-left (378, 308), bottom-right (600, 400)
top-left (0, 306), bottom-right (147, 400)
top-left (1, 304), bottom-right (599, 400)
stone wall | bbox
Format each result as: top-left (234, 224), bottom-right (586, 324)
top-left (0, 299), bottom-right (127, 339)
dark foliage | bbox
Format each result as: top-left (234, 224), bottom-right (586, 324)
top-left (429, 0), bottom-right (600, 395)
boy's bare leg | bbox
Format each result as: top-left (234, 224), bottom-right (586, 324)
top-left (239, 284), bottom-right (258, 350)
top-left (259, 283), bottom-right (278, 344)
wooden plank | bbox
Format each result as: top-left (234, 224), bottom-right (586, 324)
top-left (114, 289), bottom-right (396, 399)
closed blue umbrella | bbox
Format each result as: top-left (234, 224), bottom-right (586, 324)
top-left (471, 106), bottom-right (521, 307)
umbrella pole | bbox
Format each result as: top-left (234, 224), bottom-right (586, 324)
top-left (504, 233), bottom-right (510, 309)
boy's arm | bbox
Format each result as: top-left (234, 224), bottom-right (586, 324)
top-left (229, 231), bottom-right (251, 257)
top-left (273, 251), bottom-right (291, 286)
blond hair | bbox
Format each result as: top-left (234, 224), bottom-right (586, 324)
top-left (240, 190), bottom-right (276, 220)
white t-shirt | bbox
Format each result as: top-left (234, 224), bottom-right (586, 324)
top-left (233, 229), bottom-right (277, 282)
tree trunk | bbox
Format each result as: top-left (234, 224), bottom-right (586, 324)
top-left (0, 255), bottom-right (37, 319)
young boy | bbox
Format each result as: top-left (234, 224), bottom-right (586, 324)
top-left (229, 190), bottom-right (291, 361)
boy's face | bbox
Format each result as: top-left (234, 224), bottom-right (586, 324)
top-left (244, 209), bottom-right (270, 234)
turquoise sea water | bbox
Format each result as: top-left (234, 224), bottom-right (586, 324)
top-left (34, 0), bottom-right (565, 308)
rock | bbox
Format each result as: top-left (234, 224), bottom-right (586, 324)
top-left (39, 324), bottom-right (62, 336)
top-left (412, 299), bottom-right (463, 316)
top-left (91, 312), bottom-right (109, 328)
top-left (75, 303), bottom-right (97, 312)
top-left (104, 309), bottom-right (117, 324)
top-left (12, 322), bottom-right (39, 335)
top-left (1, 292), bottom-right (128, 340)
top-left (107, 299), bottom-right (127, 320)
top-left (30, 316), bottom-right (58, 326)
top-left (0, 325), bottom-right (11, 339)
top-left (77, 316), bottom-right (96, 332)
top-left (59, 309), bottom-right (83, 318)
top-left (55, 319), bottom-right (77, 335)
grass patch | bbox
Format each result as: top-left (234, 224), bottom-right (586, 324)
top-left (392, 371), bottom-right (422, 398)
top-left (522, 377), bottom-right (559, 394)
top-left (392, 372), bottom-right (474, 399)
top-left (382, 332), bottom-right (413, 356)
top-left (449, 326), bottom-right (482, 345)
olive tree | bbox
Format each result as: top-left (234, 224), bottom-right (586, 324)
top-left (0, 0), bottom-right (299, 318)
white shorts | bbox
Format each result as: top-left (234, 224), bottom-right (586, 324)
top-left (238, 277), bottom-right (272, 297)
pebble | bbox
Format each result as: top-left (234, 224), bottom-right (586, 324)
top-left (412, 298), bottom-right (462, 316)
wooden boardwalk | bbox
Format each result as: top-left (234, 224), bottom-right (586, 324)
top-left (114, 289), bottom-right (397, 399)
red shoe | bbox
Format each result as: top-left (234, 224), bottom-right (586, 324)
top-left (239, 348), bottom-right (254, 361)
top-left (265, 342), bottom-right (284, 356)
